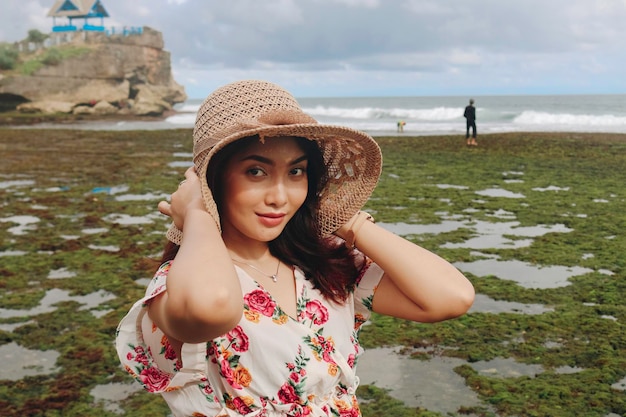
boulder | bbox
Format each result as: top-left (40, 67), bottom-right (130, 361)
top-left (17, 100), bottom-right (75, 114)
top-left (73, 105), bottom-right (95, 115)
top-left (93, 100), bottom-right (118, 114)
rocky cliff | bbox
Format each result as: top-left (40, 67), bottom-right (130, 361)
top-left (0, 27), bottom-right (187, 116)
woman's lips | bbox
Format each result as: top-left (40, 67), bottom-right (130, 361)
top-left (257, 213), bottom-right (286, 227)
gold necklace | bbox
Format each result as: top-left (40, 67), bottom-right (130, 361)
top-left (232, 258), bottom-right (281, 282)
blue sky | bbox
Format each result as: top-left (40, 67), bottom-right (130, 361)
top-left (1, 0), bottom-right (626, 99)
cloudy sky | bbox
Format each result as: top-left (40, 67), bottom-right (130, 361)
top-left (1, 0), bottom-right (625, 98)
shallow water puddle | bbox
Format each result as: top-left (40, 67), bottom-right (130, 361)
top-left (114, 192), bottom-right (169, 202)
top-left (532, 185), bottom-right (570, 192)
top-left (443, 220), bottom-right (573, 250)
top-left (475, 188), bottom-right (526, 198)
top-left (172, 152), bottom-right (193, 158)
top-left (0, 250), bottom-right (27, 257)
top-left (555, 365), bottom-right (584, 375)
top-left (168, 160), bottom-right (193, 168)
top-left (358, 347), bottom-right (586, 414)
top-left (0, 288), bottom-right (116, 319)
top-left (90, 381), bottom-right (143, 414)
top-left (103, 212), bottom-right (159, 225)
top-left (0, 179), bottom-right (35, 189)
top-left (47, 267), bottom-right (77, 279)
top-left (380, 219), bottom-right (572, 250)
top-left (378, 220), bottom-right (465, 235)
top-left (470, 357), bottom-right (544, 378)
top-left (81, 227), bottom-right (109, 234)
top-left (0, 342), bottom-right (60, 380)
top-left (435, 184), bottom-right (469, 190)
top-left (90, 185), bottom-right (130, 195)
top-left (487, 208), bottom-right (517, 219)
top-left (0, 320), bottom-right (34, 332)
top-left (469, 293), bottom-right (553, 314)
top-left (358, 347), bottom-right (484, 413)
top-left (88, 244), bottom-right (121, 252)
top-left (0, 215), bottom-right (40, 235)
top-left (612, 377), bottom-right (626, 391)
top-left (502, 171), bottom-right (524, 177)
top-left (454, 258), bottom-right (596, 289)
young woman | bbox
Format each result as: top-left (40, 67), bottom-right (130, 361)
top-left (116, 80), bottom-right (474, 417)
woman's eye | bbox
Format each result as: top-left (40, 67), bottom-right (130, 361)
top-left (248, 168), bottom-right (266, 177)
top-left (290, 167), bottom-right (306, 176)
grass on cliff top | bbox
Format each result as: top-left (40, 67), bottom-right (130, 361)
top-left (0, 129), bottom-right (625, 417)
top-left (3, 44), bottom-right (93, 76)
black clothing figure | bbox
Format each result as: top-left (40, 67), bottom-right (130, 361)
top-left (463, 99), bottom-right (477, 146)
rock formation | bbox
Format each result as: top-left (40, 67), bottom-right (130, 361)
top-left (0, 27), bottom-right (187, 116)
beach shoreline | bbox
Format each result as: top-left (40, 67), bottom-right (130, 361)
top-left (4, 118), bottom-right (626, 142)
top-left (0, 110), bottom-right (172, 127)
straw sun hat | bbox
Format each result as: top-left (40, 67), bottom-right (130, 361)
top-left (166, 80), bottom-right (382, 244)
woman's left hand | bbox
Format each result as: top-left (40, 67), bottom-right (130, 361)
top-left (158, 166), bottom-right (204, 230)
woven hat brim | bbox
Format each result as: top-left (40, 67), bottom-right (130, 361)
top-left (166, 123), bottom-right (382, 245)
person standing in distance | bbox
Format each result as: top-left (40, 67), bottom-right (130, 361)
top-left (464, 98), bottom-right (477, 146)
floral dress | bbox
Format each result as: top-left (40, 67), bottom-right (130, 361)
top-left (116, 259), bottom-right (384, 417)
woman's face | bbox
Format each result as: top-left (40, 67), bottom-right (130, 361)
top-left (219, 136), bottom-right (309, 245)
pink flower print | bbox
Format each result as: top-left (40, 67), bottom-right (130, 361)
top-left (278, 382), bottom-right (300, 404)
top-left (227, 326), bottom-right (249, 352)
top-left (220, 358), bottom-right (242, 389)
top-left (293, 406), bottom-right (313, 417)
top-left (139, 366), bottom-right (171, 392)
top-left (232, 396), bottom-right (254, 414)
top-left (244, 289), bottom-right (277, 317)
top-left (317, 336), bottom-right (335, 363)
top-left (161, 335), bottom-right (177, 360)
top-left (133, 345), bottom-right (149, 366)
top-left (347, 353), bottom-right (356, 368)
top-left (339, 408), bottom-right (360, 417)
top-left (304, 300), bottom-right (329, 325)
top-left (201, 383), bottom-right (214, 395)
top-left (290, 372), bottom-right (300, 383)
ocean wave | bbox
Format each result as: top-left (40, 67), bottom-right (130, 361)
top-left (173, 103), bottom-right (201, 113)
top-left (514, 111), bottom-right (626, 127)
top-left (161, 96), bottom-right (626, 134)
top-left (302, 105), bottom-right (464, 121)
top-left (165, 113), bottom-right (197, 125)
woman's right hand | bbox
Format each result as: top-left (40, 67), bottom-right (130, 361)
top-left (158, 166), bottom-right (205, 231)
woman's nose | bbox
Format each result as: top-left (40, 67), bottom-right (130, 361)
top-left (265, 179), bottom-right (288, 206)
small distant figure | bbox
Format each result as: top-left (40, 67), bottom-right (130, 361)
top-left (397, 120), bottom-right (406, 133)
top-left (463, 99), bottom-right (477, 146)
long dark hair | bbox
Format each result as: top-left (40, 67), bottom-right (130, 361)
top-left (160, 135), bottom-right (362, 303)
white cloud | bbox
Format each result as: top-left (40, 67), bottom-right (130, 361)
top-left (1, 0), bottom-right (625, 96)
top-left (329, 0), bottom-right (380, 8)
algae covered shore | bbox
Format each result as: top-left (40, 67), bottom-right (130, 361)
top-left (1, 128), bottom-right (625, 417)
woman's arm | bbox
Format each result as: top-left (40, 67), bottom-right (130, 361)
top-left (337, 213), bottom-right (474, 322)
top-left (149, 167), bottom-right (243, 343)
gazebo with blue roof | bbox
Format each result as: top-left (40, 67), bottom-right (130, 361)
top-left (47, 0), bottom-right (110, 32)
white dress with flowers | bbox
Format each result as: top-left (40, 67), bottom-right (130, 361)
top-left (116, 259), bottom-right (384, 417)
